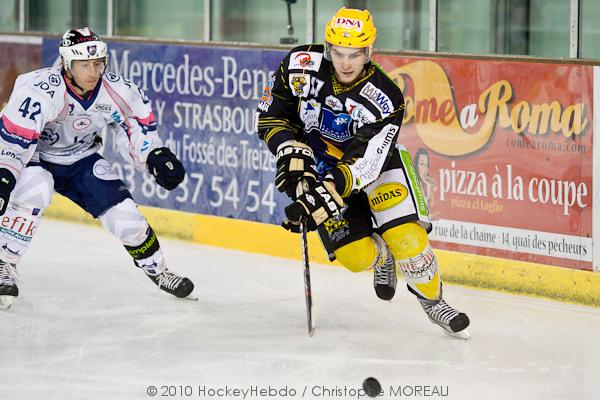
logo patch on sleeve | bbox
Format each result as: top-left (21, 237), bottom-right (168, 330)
top-left (258, 75), bottom-right (275, 111)
top-left (359, 82), bottom-right (393, 117)
top-left (288, 51), bottom-right (323, 72)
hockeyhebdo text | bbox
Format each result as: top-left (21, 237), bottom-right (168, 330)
top-left (439, 162), bottom-right (588, 216)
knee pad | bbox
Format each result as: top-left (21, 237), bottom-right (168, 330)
top-left (99, 198), bottom-right (148, 245)
top-left (10, 166), bottom-right (54, 209)
top-left (382, 222), bottom-right (428, 259)
top-left (382, 222), bottom-right (441, 300)
top-left (334, 236), bottom-right (378, 273)
top-left (334, 234), bottom-right (394, 274)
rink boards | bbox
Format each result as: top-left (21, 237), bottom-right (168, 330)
top-left (45, 195), bottom-right (600, 307)
top-left (1, 34), bottom-right (599, 306)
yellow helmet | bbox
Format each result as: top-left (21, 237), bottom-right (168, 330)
top-left (324, 7), bottom-right (377, 48)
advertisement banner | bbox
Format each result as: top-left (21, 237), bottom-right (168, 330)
top-left (40, 38), bottom-right (593, 270)
top-left (374, 55), bottom-right (593, 270)
top-left (0, 40), bottom-right (42, 107)
top-left (43, 40), bottom-right (289, 225)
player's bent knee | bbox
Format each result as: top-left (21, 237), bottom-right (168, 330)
top-left (382, 222), bottom-right (441, 300)
top-left (11, 166), bottom-right (54, 209)
top-left (381, 222), bottom-right (429, 260)
top-left (99, 198), bottom-right (148, 243)
top-left (334, 236), bottom-right (378, 273)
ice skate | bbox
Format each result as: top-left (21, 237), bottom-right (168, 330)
top-left (413, 290), bottom-right (470, 339)
top-left (373, 236), bottom-right (397, 301)
top-left (0, 260), bottom-right (18, 310)
top-left (136, 260), bottom-right (196, 300)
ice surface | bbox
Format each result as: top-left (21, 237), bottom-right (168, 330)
top-left (1, 219), bottom-right (599, 399)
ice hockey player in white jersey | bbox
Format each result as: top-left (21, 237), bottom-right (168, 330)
top-left (0, 27), bottom-right (194, 309)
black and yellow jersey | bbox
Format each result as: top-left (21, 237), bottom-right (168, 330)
top-left (256, 44), bottom-right (405, 196)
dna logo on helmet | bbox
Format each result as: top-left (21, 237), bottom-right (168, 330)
top-left (334, 18), bottom-right (363, 31)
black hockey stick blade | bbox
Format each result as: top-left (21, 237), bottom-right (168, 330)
top-left (300, 220), bottom-right (315, 337)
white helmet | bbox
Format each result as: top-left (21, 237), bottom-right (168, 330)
top-left (59, 27), bottom-right (108, 71)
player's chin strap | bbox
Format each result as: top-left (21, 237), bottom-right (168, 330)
top-left (62, 69), bottom-right (87, 94)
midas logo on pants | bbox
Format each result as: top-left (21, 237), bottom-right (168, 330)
top-left (368, 182), bottom-right (408, 212)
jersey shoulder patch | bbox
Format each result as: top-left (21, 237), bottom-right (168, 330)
top-left (287, 45), bottom-right (325, 72)
top-left (359, 81), bottom-right (394, 118)
top-left (102, 72), bottom-right (150, 113)
top-left (102, 72), bottom-right (138, 96)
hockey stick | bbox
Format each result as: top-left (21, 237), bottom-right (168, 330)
top-left (294, 180), bottom-right (315, 336)
top-left (300, 217), bottom-right (315, 337)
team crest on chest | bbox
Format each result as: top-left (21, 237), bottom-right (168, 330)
top-left (320, 109), bottom-right (352, 143)
top-left (289, 73), bottom-right (309, 97)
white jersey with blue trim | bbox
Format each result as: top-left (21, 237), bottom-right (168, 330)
top-left (0, 65), bottom-right (162, 178)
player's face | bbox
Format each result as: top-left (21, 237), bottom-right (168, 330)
top-left (68, 58), bottom-right (106, 92)
top-left (329, 46), bottom-right (368, 85)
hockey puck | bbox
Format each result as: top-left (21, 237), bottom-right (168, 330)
top-left (362, 377), bottom-right (381, 397)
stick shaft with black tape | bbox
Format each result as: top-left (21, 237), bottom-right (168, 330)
top-left (300, 218), bottom-right (315, 336)
top-left (295, 180), bottom-right (315, 337)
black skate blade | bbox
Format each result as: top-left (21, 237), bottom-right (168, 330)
top-left (183, 292), bottom-right (198, 301)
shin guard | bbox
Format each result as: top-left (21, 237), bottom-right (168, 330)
top-left (382, 222), bottom-right (441, 301)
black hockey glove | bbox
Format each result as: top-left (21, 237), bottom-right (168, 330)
top-left (275, 141), bottom-right (317, 198)
top-left (0, 168), bottom-right (16, 215)
top-left (282, 179), bottom-right (344, 232)
top-left (147, 147), bottom-right (185, 190)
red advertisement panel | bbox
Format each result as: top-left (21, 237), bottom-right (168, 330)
top-left (374, 54), bottom-right (593, 270)
top-left (0, 41), bottom-right (42, 107)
